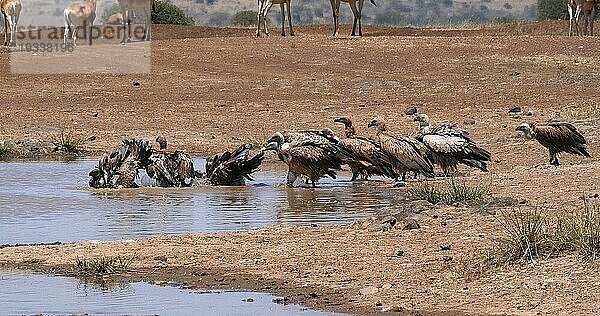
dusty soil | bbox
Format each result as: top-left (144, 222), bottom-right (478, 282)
top-left (1, 21), bottom-right (600, 315)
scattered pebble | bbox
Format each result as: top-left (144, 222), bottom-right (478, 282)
top-left (401, 218), bottom-right (420, 230)
top-left (440, 244), bottom-right (452, 251)
top-left (394, 249), bottom-right (404, 257)
top-left (404, 107), bottom-right (417, 115)
top-left (132, 81), bottom-right (141, 87)
top-left (508, 106), bottom-right (521, 113)
top-left (359, 286), bottom-right (378, 296)
top-left (241, 298), bottom-right (254, 303)
top-left (463, 118), bottom-right (476, 125)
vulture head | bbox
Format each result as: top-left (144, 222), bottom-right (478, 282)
top-left (367, 117), bottom-right (386, 131)
top-left (334, 117), bottom-right (353, 128)
top-left (413, 113), bottom-right (430, 124)
top-left (516, 123), bottom-right (534, 139)
top-left (334, 117), bottom-right (356, 138)
top-left (265, 132), bottom-right (285, 146)
top-left (155, 136), bottom-right (167, 150)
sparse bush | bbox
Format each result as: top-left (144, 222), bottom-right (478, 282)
top-left (75, 255), bottom-right (135, 276)
top-left (245, 136), bottom-right (267, 149)
top-left (555, 201), bottom-right (600, 260)
top-left (494, 16), bottom-right (517, 24)
top-left (407, 177), bottom-right (488, 205)
top-left (230, 10), bottom-right (260, 27)
top-left (152, 1), bottom-right (194, 25)
top-left (51, 132), bottom-right (84, 154)
top-left (538, 0), bottom-right (567, 20)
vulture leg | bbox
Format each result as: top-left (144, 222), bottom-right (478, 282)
top-left (311, 180), bottom-right (316, 188)
top-left (351, 170), bottom-right (358, 181)
top-left (287, 171), bottom-right (298, 186)
top-left (548, 149), bottom-right (560, 166)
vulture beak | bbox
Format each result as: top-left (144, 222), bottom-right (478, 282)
top-left (261, 141), bottom-right (279, 152)
top-left (413, 116), bottom-right (420, 122)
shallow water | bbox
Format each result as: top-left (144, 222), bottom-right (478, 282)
top-left (0, 270), bottom-right (339, 315)
top-left (0, 159), bottom-right (401, 244)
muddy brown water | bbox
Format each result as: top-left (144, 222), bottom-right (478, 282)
top-left (0, 270), bottom-right (342, 315)
top-left (0, 158), bottom-right (401, 244)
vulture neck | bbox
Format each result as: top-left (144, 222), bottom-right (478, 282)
top-left (523, 128), bottom-right (536, 140)
top-left (345, 126), bottom-right (356, 138)
top-left (377, 124), bottom-right (387, 134)
top-left (418, 121), bottom-right (431, 134)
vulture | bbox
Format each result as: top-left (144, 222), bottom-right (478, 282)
top-left (414, 114), bottom-right (491, 174)
top-left (516, 122), bottom-right (591, 165)
top-left (155, 136), bottom-right (168, 151)
top-left (146, 150), bottom-right (195, 187)
top-left (263, 131), bottom-right (344, 187)
top-left (89, 138), bottom-right (153, 188)
top-left (333, 117), bottom-right (398, 180)
top-left (200, 143), bottom-right (265, 186)
top-left (367, 118), bottom-right (434, 182)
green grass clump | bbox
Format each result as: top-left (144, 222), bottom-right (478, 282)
top-left (0, 143), bottom-right (13, 159)
top-left (75, 255), bottom-right (135, 276)
top-left (496, 201), bottom-right (600, 264)
top-left (408, 177), bottom-right (488, 205)
top-left (51, 132), bottom-right (84, 154)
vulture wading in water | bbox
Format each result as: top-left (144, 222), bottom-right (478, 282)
top-left (89, 138), bottom-right (153, 188)
top-left (263, 130), bottom-right (345, 187)
top-left (333, 117), bottom-right (397, 180)
top-left (516, 122), bottom-right (591, 165)
top-left (414, 114), bottom-right (491, 174)
top-left (367, 118), bottom-right (434, 182)
top-left (200, 143), bottom-right (265, 186)
top-left (146, 137), bottom-right (195, 188)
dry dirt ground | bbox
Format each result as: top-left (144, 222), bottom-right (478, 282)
top-left (1, 22), bottom-right (600, 315)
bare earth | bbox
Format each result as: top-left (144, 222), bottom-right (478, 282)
top-left (1, 22), bottom-right (600, 315)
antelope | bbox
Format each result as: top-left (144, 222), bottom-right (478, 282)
top-left (1, 0), bottom-right (21, 47)
top-left (330, 0), bottom-right (376, 36)
top-left (64, 0), bottom-right (97, 45)
top-left (117, 0), bottom-right (153, 43)
top-left (256, 0), bottom-right (294, 36)
top-left (568, 0), bottom-right (598, 36)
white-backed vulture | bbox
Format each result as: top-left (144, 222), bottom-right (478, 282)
top-left (414, 114), bottom-right (491, 174)
top-left (89, 138), bottom-right (153, 188)
top-left (334, 117), bottom-right (397, 180)
top-left (516, 122), bottom-right (591, 165)
top-left (146, 150), bottom-right (195, 187)
top-left (263, 131), bottom-right (344, 187)
top-left (201, 143), bottom-right (265, 186)
top-left (367, 118), bottom-right (434, 182)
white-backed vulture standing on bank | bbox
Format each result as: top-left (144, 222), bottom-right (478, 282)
top-left (367, 118), bottom-right (434, 182)
top-left (146, 150), bottom-right (195, 187)
top-left (333, 117), bottom-right (397, 180)
top-left (263, 131), bottom-right (344, 187)
top-left (414, 114), bottom-right (491, 174)
top-left (89, 138), bottom-right (153, 188)
top-left (201, 143), bottom-right (265, 186)
top-left (516, 122), bottom-right (591, 165)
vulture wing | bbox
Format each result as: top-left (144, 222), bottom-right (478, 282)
top-left (535, 123), bottom-right (591, 157)
top-left (378, 134), bottom-right (434, 176)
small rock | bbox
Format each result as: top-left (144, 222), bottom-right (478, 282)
top-left (375, 301), bottom-right (383, 306)
top-left (440, 244), bottom-right (452, 251)
top-left (401, 218), bottom-right (420, 230)
top-left (92, 112), bottom-right (99, 117)
top-left (404, 107), bottom-right (418, 115)
top-left (310, 223), bottom-right (317, 227)
top-left (394, 249), bottom-right (404, 257)
top-left (508, 106), bottom-right (521, 113)
top-left (132, 81), bottom-right (141, 87)
top-left (242, 298), bottom-right (254, 303)
top-left (526, 108), bottom-right (534, 116)
top-left (588, 193), bottom-right (599, 199)
top-left (273, 297), bottom-right (286, 304)
top-left (382, 283), bottom-right (393, 289)
top-left (308, 292), bottom-right (319, 298)
top-left (463, 119), bottom-right (476, 125)
top-left (153, 255), bottom-right (167, 262)
top-left (381, 306), bottom-right (406, 312)
top-left (443, 256), bottom-right (453, 262)
top-left (359, 286), bottom-right (379, 296)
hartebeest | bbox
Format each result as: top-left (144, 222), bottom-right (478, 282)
top-left (64, 0), bottom-right (97, 45)
top-left (117, 0), bottom-right (153, 43)
top-left (256, 0), bottom-right (294, 37)
top-left (1, 0), bottom-right (21, 47)
top-left (330, 0), bottom-right (376, 36)
top-left (568, 0), bottom-right (598, 36)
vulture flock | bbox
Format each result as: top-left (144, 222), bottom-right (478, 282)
top-left (89, 114), bottom-right (592, 189)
